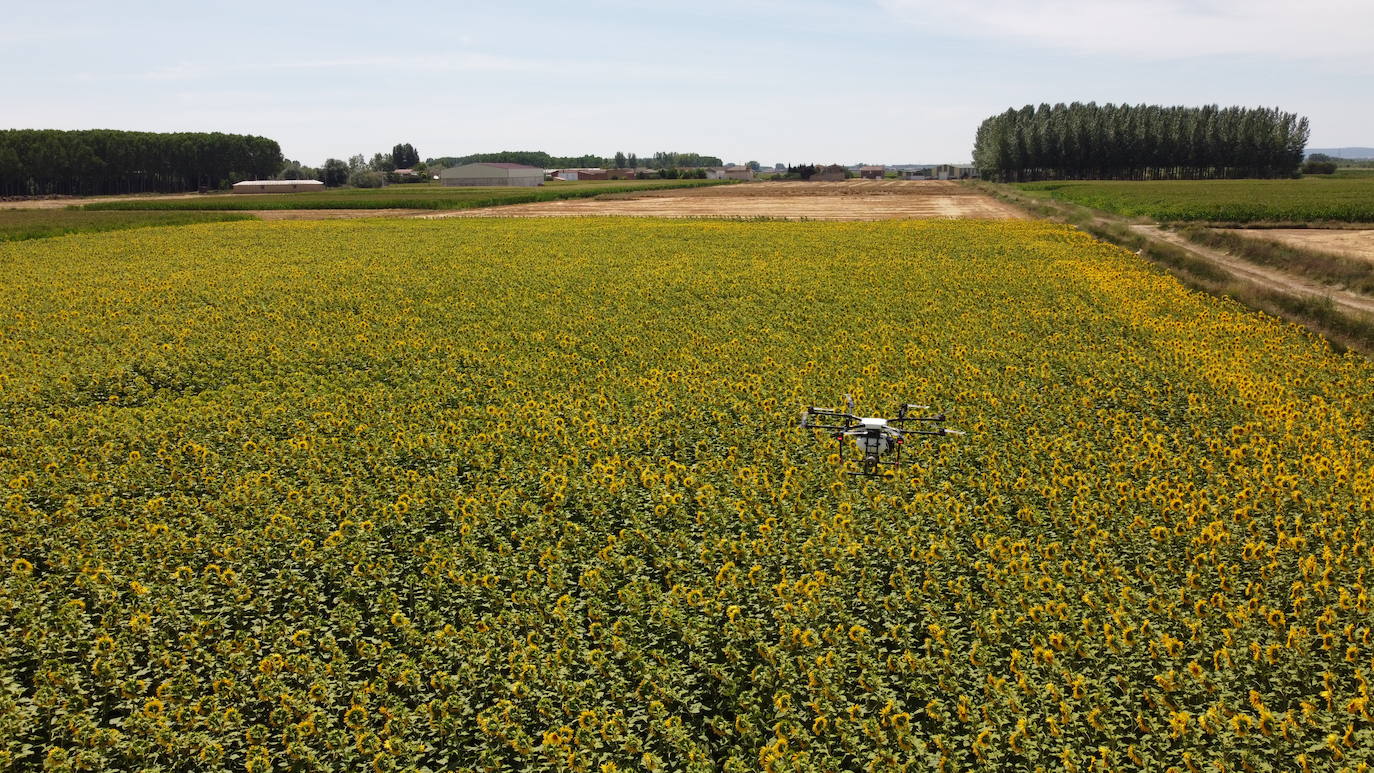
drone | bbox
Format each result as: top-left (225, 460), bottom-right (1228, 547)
top-left (801, 395), bottom-right (963, 477)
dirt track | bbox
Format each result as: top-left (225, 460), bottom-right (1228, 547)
top-left (1223, 228), bottom-right (1374, 264)
top-left (1135, 225), bottom-right (1374, 318)
top-left (425, 181), bottom-right (1024, 221)
top-left (2, 192), bottom-right (219, 209)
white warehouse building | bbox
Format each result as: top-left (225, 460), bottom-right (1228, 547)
top-left (439, 162), bottom-right (544, 187)
top-left (232, 179), bottom-right (325, 193)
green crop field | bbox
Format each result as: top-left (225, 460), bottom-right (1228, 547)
top-left (78, 179), bottom-right (732, 212)
top-left (0, 210), bottom-right (256, 242)
top-left (4, 217), bottom-right (1374, 771)
top-left (1015, 176), bottom-right (1374, 223)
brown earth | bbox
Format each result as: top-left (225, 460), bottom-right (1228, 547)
top-left (1, 192), bottom-right (224, 209)
top-left (424, 180), bottom-right (1025, 221)
top-left (1223, 228), bottom-right (1374, 264)
top-left (1134, 225), bottom-right (1374, 318)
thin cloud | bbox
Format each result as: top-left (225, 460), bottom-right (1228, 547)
top-left (879, 0), bottom-right (1374, 62)
top-left (145, 52), bottom-right (722, 82)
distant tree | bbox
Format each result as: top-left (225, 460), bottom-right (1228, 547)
top-left (614, 151), bottom-right (627, 169)
top-left (348, 154), bottom-right (367, 173)
top-left (392, 143), bottom-right (420, 168)
top-left (1302, 160), bottom-right (1337, 174)
top-left (972, 102), bottom-right (1309, 181)
top-left (348, 170), bottom-right (386, 188)
top-left (371, 152), bottom-right (396, 172)
top-left (0, 128), bottom-right (282, 196)
top-left (320, 158), bottom-right (350, 187)
top-left (627, 153), bottom-right (638, 168)
top-left (746, 160), bottom-right (761, 172)
top-left (774, 163), bottom-right (785, 171)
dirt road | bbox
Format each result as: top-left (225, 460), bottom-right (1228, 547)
top-left (1135, 225), bottom-right (1374, 317)
top-left (426, 180), bottom-right (1024, 221)
top-left (1222, 228), bottom-right (1374, 264)
top-left (1, 192), bottom-right (224, 210)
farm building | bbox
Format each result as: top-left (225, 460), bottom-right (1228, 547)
top-left (439, 163), bottom-right (544, 187)
top-left (232, 180), bottom-right (325, 194)
top-left (858, 165), bottom-right (886, 179)
top-left (931, 164), bottom-right (978, 180)
top-left (553, 168), bottom-right (608, 181)
top-left (724, 166), bottom-right (755, 181)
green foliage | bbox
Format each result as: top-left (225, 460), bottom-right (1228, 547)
top-left (319, 159), bottom-right (350, 188)
top-left (1015, 177), bottom-right (1374, 223)
top-left (974, 103), bottom-right (1309, 181)
top-left (0, 129), bottom-right (283, 196)
top-left (0, 210), bottom-right (256, 242)
top-left (428, 151), bottom-right (724, 171)
top-left (3, 218), bottom-right (1373, 771)
top-left (80, 179), bottom-right (734, 211)
top-left (347, 170), bottom-right (387, 189)
top-left (1302, 161), bottom-right (1338, 175)
top-left (391, 143), bottom-right (420, 169)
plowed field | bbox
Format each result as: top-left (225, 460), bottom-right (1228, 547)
top-left (428, 180), bottom-right (1023, 220)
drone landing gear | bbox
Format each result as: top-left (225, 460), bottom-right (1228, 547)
top-left (801, 395), bottom-right (963, 479)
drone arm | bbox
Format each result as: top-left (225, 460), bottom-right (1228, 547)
top-left (890, 414), bottom-right (945, 424)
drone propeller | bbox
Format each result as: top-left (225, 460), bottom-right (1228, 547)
top-left (941, 428), bottom-right (966, 436)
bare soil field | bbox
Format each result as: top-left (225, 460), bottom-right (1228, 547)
top-left (426, 180), bottom-right (1025, 221)
top-left (2, 192), bottom-right (215, 210)
top-left (1223, 228), bottom-right (1374, 263)
top-left (1136, 225), bottom-right (1374, 318)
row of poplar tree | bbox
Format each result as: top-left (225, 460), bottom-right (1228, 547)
top-left (0, 129), bottom-right (283, 196)
top-left (972, 103), bottom-right (1309, 182)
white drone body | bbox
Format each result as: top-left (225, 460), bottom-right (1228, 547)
top-left (801, 395), bottom-right (962, 477)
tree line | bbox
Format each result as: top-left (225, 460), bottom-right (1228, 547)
top-left (427, 150), bottom-right (723, 170)
top-left (972, 103), bottom-right (1309, 182)
top-left (0, 129), bottom-right (283, 196)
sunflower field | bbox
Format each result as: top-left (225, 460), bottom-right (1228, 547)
top-left (2, 218), bottom-right (1373, 772)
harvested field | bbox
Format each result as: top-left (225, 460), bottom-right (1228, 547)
top-left (427, 180), bottom-right (1024, 220)
top-left (246, 208), bottom-right (418, 220)
top-left (1223, 227), bottom-right (1374, 263)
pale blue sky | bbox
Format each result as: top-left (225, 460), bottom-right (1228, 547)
top-left (4, 0), bottom-right (1370, 166)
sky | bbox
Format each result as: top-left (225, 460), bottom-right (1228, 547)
top-left (3, 0), bottom-right (1371, 166)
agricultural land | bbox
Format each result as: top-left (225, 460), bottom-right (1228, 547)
top-left (4, 217), bottom-right (1374, 771)
top-left (433, 181), bottom-right (1025, 221)
top-left (74, 180), bottom-right (731, 213)
top-left (1015, 176), bottom-right (1374, 225)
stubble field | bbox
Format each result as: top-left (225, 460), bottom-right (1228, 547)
top-left (434, 181), bottom-right (1024, 221)
top-left (2, 218), bottom-right (1373, 772)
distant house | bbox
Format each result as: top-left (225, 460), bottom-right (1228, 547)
top-left (931, 164), bottom-right (978, 180)
top-left (551, 168), bottom-right (613, 181)
top-left (858, 165), bottom-right (885, 179)
top-left (232, 180), bottom-right (324, 194)
top-left (724, 166), bottom-right (755, 181)
top-left (704, 167), bottom-right (727, 180)
top-left (900, 169), bottom-right (930, 181)
top-left (440, 162), bottom-right (544, 187)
